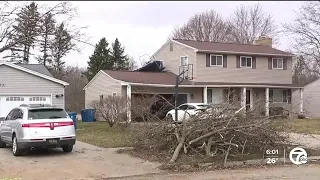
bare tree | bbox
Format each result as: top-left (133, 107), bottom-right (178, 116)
top-left (171, 4), bottom-right (276, 44)
top-left (128, 57), bottom-right (138, 70)
top-left (284, 1), bottom-right (320, 75)
top-left (228, 4), bottom-right (277, 44)
top-left (292, 55), bottom-right (319, 86)
top-left (0, 2), bottom-right (24, 54)
top-left (62, 66), bottom-right (88, 113)
top-left (91, 95), bottom-right (129, 127)
top-left (131, 92), bottom-right (173, 122)
top-left (0, 1), bottom-right (89, 66)
top-left (171, 10), bottom-right (231, 42)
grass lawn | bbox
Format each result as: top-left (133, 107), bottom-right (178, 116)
top-left (273, 118), bottom-right (320, 135)
top-left (76, 121), bottom-right (133, 148)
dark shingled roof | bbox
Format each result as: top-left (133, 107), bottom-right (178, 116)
top-left (103, 70), bottom-right (300, 87)
top-left (16, 64), bottom-right (53, 77)
top-left (174, 39), bottom-right (294, 56)
top-left (104, 70), bottom-right (192, 85)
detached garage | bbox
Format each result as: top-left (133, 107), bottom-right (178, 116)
top-left (0, 61), bottom-right (69, 117)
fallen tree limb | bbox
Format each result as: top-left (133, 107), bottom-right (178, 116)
top-left (189, 120), bottom-right (266, 145)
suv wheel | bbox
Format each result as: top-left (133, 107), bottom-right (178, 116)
top-left (12, 135), bottom-right (23, 156)
top-left (62, 145), bottom-right (73, 153)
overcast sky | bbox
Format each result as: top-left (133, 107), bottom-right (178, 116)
top-left (34, 1), bottom-right (303, 68)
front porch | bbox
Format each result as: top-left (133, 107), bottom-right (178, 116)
top-left (203, 87), bottom-right (304, 117)
top-left (121, 84), bottom-right (303, 121)
top-left (121, 85), bottom-right (204, 122)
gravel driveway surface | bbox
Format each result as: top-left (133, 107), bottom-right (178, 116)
top-left (0, 141), bottom-right (161, 180)
top-left (288, 133), bottom-right (320, 150)
top-left (0, 132), bottom-right (319, 180)
top-left (110, 164), bottom-right (320, 180)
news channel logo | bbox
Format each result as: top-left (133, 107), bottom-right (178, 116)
top-left (289, 147), bottom-right (308, 165)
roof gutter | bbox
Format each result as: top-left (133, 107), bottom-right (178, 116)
top-left (195, 49), bottom-right (295, 57)
top-left (120, 82), bottom-right (302, 89)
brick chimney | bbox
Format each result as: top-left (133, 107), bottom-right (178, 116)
top-left (253, 36), bottom-right (272, 47)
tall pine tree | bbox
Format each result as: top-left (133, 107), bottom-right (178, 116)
top-left (110, 38), bottom-right (129, 70)
top-left (10, 2), bottom-right (40, 63)
top-left (86, 37), bottom-right (112, 81)
top-left (50, 23), bottom-right (74, 79)
top-left (37, 12), bottom-right (56, 67)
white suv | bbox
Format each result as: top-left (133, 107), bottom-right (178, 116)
top-left (0, 104), bottom-right (76, 156)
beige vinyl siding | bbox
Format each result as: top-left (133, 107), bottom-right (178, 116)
top-left (0, 65), bottom-right (64, 108)
top-left (131, 86), bottom-right (202, 103)
top-left (121, 85), bottom-right (127, 96)
top-left (292, 80), bottom-right (320, 118)
top-left (196, 53), bottom-right (292, 84)
top-left (154, 41), bottom-right (197, 78)
top-left (85, 72), bottom-right (122, 108)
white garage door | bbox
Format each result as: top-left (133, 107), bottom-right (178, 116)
top-left (0, 95), bottom-right (51, 117)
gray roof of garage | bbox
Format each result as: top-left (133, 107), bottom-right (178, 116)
top-left (16, 64), bottom-right (53, 77)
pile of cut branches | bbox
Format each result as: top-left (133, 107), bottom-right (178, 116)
top-left (131, 99), bottom-right (290, 165)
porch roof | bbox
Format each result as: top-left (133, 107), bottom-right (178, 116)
top-left (103, 70), bottom-right (302, 89)
top-left (104, 70), bottom-right (192, 85)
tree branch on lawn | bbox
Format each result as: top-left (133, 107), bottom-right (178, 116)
top-left (129, 93), bottom-right (290, 164)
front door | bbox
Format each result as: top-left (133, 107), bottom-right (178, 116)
top-left (246, 90), bottom-right (251, 111)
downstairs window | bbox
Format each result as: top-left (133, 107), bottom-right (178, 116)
top-left (269, 89), bottom-right (291, 103)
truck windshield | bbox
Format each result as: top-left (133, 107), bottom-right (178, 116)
top-left (28, 108), bottom-right (68, 120)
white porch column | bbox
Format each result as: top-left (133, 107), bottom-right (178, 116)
top-left (300, 88), bottom-right (304, 113)
top-left (241, 87), bottom-right (246, 108)
top-left (203, 87), bottom-right (208, 104)
top-left (265, 88), bottom-right (269, 116)
top-left (127, 85), bottom-right (132, 123)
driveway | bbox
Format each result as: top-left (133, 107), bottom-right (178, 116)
top-left (0, 133), bottom-right (319, 180)
top-left (110, 164), bottom-right (320, 180)
top-left (0, 141), bottom-right (161, 180)
top-left (288, 133), bottom-right (320, 150)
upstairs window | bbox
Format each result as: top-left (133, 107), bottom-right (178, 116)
top-left (240, 56), bottom-right (252, 68)
top-left (272, 58), bottom-right (283, 69)
top-left (180, 56), bottom-right (188, 66)
top-left (210, 55), bottom-right (223, 66)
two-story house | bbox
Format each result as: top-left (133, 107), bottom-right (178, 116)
top-left (84, 37), bottom-right (304, 121)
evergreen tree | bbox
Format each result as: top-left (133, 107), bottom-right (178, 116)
top-left (86, 37), bottom-right (112, 81)
top-left (10, 2), bottom-right (40, 63)
top-left (50, 23), bottom-right (74, 79)
top-left (110, 38), bottom-right (129, 70)
top-left (37, 12), bottom-right (56, 67)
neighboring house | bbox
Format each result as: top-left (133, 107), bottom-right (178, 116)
top-left (0, 61), bottom-right (69, 117)
top-left (84, 36), bottom-right (304, 121)
top-left (293, 79), bottom-right (320, 118)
